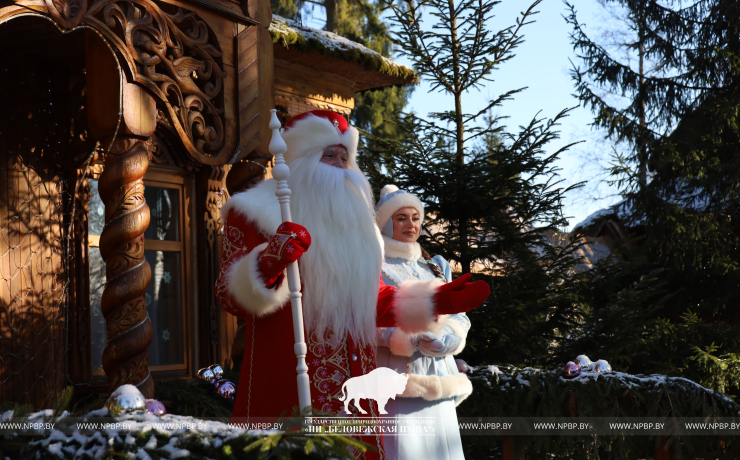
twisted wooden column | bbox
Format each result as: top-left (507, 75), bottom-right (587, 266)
top-left (98, 136), bottom-right (154, 397)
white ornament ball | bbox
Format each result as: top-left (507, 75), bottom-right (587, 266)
top-left (592, 359), bottom-right (612, 373)
top-left (105, 384), bottom-right (146, 417)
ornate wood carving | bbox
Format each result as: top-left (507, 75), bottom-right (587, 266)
top-left (98, 135), bottom-right (154, 398)
top-left (85, 0), bottom-right (231, 163)
top-left (151, 127), bottom-right (200, 172)
top-left (205, 165), bottom-right (228, 249)
top-left (6, 0), bottom-right (236, 165)
top-left (45, 0), bottom-right (87, 29)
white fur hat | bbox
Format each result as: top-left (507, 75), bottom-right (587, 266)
top-left (281, 110), bottom-right (360, 166)
top-left (375, 185), bottom-right (425, 237)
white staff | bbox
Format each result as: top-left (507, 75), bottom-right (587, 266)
top-left (268, 109), bottom-right (312, 412)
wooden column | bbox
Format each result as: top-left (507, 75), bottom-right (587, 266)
top-left (86, 31), bottom-right (157, 397)
top-left (227, 0), bottom-right (275, 195)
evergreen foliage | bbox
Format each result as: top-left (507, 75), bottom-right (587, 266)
top-left (0, 382), bottom-right (363, 460)
top-left (359, 0), bottom-right (587, 366)
top-left (0, 410), bottom-right (362, 460)
top-left (458, 365), bottom-right (740, 459)
top-left (566, 0), bottom-right (740, 395)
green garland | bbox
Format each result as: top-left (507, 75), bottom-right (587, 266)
top-left (268, 15), bottom-right (418, 84)
top-left (458, 365), bottom-right (740, 459)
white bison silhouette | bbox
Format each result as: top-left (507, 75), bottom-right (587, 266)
top-left (337, 367), bottom-right (409, 414)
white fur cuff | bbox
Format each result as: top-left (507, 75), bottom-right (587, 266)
top-left (226, 242), bottom-right (291, 317)
top-left (400, 373), bottom-right (473, 405)
top-left (392, 278), bottom-right (444, 333)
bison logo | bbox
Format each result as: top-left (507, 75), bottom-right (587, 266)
top-left (337, 367), bottom-right (409, 414)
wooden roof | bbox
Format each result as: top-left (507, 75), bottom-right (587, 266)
top-left (269, 15), bottom-right (418, 92)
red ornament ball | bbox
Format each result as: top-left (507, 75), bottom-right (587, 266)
top-left (145, 399), bottom-right (167, 416)
top-left (563, 361), bottom-right (581, 379)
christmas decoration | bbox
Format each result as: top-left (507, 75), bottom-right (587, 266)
top-left (563, 361), bottom-right (581, 379)
top-left (592, 359), bottom-right (612, 373)
top-left (209, 364), bottom-right (224, 380)
top-left (145, 399), bottom-right (167, 416)
top-left (455, 359), bottom-right (470, 374)
top-left (105, 384), bottom-right (146, 417)
top-left (574, 355), bottom-right (592, 370)
top-left (215, 379), bottom-right (237, 405)
top-left (197, 368), bottom-right (216, 383)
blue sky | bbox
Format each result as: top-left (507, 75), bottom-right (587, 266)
top-left (305, 0), bottom-right (624, 229)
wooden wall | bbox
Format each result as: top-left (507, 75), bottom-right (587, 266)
top-left (0, 53), bottom-right (75, 409)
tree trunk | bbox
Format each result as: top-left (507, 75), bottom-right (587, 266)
top-left (447, 0), bottom-right (470, 274)
top-left (638, 22), bottom-right (647, 189)
top-left (324, 0), bottom-right (337, 33)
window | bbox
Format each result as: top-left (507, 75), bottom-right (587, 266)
top-left (89, 168), bottom-right (194, 379)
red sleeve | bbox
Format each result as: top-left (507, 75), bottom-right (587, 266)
top-left (215, 210), bottom-right (268, 318)
top-left (376, 275), bottom-right (398, 327)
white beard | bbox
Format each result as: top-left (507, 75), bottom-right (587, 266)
top-left (288, 155), bottom-right (383, 345)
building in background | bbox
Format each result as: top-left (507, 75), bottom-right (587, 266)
top-left (0, 0), bottom-right (414, 410)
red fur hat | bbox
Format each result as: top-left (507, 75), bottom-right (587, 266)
top-left (281, 110), bottom-right (360, 167)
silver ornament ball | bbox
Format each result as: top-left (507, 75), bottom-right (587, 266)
top-left (592, 359), bottom-right (612, 373)
top-left (574, 355), bottom-right (593, 370)
top-left (197, 368), bottom-right (216, 383)
top-left (209, 364), bottom-right (224, 380)
top-left (105, 384), bottom-right (146, 417)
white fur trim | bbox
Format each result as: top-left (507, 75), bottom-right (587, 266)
top-left (282, 114), bottom-right (359, 164)
top-left (445, 317), bottom-right (468, 355)
top-left (383, 236), bottom-right (422, 261)
top-left (376, 192), bottom-right (425, 231)
top-left (389, 330), bottom-right (416, 357)
top-left (392, 278), bottom-right (443, 333)
top-left (380, 184), bottom-right (399, 196)
top-left (225, 242), bottom-right (291, 317)
top-left (220, 179), bottom-right (282, 234)
top-left (400, 373), bottom-right (473, 405)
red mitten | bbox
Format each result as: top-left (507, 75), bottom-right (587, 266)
top-left (258, 222), bottom-right (311, 286)
top-left (432, 273), bottom-right (490, 315)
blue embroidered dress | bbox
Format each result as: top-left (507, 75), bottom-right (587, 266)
top-left (376, 237), bottom-right (471, 460)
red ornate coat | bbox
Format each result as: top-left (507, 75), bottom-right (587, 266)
top-left (215, 181), bottom-right (442, 460)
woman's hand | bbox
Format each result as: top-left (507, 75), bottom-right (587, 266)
top-left (418, 327), bottom-right (462, 357)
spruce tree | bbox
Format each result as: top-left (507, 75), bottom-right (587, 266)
top-left (566, 0), bottom-right (740, 393)
top-left (362, 0), bottom-right (587, 366)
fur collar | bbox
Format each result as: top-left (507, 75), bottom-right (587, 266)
top-left (383, 236), bottom-right (422, 261)
top-left (220, 179), bottom-right (282, 235)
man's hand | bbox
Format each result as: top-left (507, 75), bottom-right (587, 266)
top-left (432, 273), bottom-right (489, 315)
top-left (258, 222), bottom-right (311, 286)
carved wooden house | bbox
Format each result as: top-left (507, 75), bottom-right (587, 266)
top-left (0, 0), bottom-right (414, 410)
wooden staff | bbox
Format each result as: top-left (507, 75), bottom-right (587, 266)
top-left (268, 109), bottom-right (312, 412)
